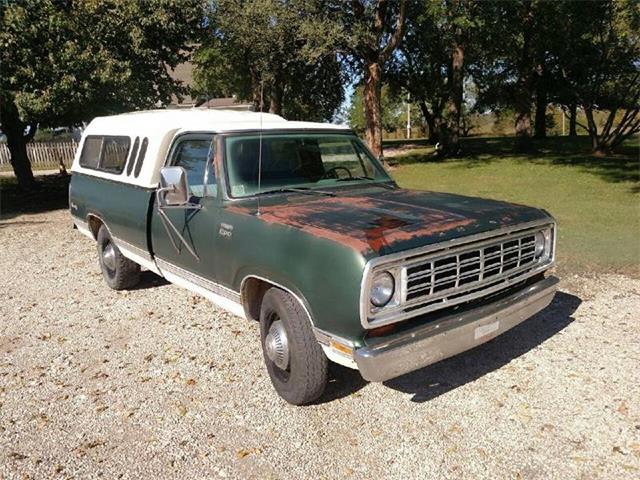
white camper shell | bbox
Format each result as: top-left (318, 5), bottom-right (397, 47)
top-left (71, 109), bottom-right (349, 189)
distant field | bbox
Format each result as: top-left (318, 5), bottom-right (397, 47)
top-left (388, 135), bottom-right (639, 276)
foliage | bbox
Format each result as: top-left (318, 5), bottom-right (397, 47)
top-left (387, 0), bottom-right (482, 151)
top-left (0, 0), bottom-right (205, 188)
top-left (1, 0), bottom-right (203, 126)
top-left (552, 0), bottom-right (640, 152)
top-left (301, 0), bottom-right (407, 158)
top-left (386, 1), bottom-right (450, 142)
top-left (347, 85), bottom-right (404, 133)
top-left (192, 0), bottom-right (344, 122)
top-left (469, 0), bottom-right (639, 152)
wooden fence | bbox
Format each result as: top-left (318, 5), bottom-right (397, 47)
top-left (0, 141), bottom-right (78, 171)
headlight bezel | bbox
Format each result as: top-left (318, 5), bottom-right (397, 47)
top-left (369, 271), bottom-right (396, 307)
top-left (534, 227), bottom-right (553, 261)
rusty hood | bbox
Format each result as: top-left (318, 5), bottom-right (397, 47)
top-left (230, 187), bottom-right (551, 257)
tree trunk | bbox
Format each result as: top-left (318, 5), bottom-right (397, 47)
top-left (568, 102), bottom-right (577, 136)
top-left (514, 2), bottom-right (534, 152)
top-left (583, 105), bottom-right (603, 152)
top-left (435, 116), bottom-right (450, 155)
top-left (1, 100), bottom-right (36, 189)
top-left (249, 67), bottom-right (263, 112)
top-left (534, 86), bottom-right (547, 138)
top-left (586, 106), bottom-right (640, 155)
top-left (6, 133), bottom-right (35, 189)
top-left (363, 61), bottom-right (383, 160)
top-left (514, 98), bottom-right (533, 152)
top-left (446, 40), bottom-right (464, 154)
top-left (418, 101), bottom-right (438, 145)
top-left (269, 80), bottom-right (283, 116)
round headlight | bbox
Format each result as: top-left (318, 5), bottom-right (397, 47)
top-left (370, 271), bottom-right (395, 307)
top-left (534, 231), bottom-right (546, 258)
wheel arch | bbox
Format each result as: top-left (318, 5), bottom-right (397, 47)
top-left (240, 275), bottom-right (316, 328)
top-left (86, 213), bottom-right (105, 240)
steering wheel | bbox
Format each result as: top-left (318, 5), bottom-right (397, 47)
top-left (322, 166), bottom-right (353, 180)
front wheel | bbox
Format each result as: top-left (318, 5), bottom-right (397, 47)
top-left (259, 288), bottom-right (328, 405)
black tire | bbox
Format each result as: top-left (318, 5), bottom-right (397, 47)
top-left (96, 224), bottom-right (140, 290)
top-left (259, 288), bottom-right (328, 405)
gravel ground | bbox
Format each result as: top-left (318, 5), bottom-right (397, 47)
top-left (1, 209), bottom-right (639, 480)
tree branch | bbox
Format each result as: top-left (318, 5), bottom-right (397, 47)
top-left (380, 0), bottom-right (407, 62)
top-left (609, 114), bottom-right (640, 149)
top-left (600, 108), bottom-right (618, 142)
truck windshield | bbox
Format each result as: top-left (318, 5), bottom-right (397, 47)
top-left (224, 132), bottom-right (391, 198)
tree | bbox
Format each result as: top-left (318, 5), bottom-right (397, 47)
top-left (303, 0), bottom-right (407, 160)
top-left (387, 1), bottom-right (450, 145)
top-left (0, 0), bottom-right (204, 189)
top-left (347, 85), bottom-right (405, 134)
top-left (192, 0), bottom-right (344, 122)
top-left (388, 0), bottom-right (479, 153)
top-left (554, 0), bottom-right (640, 153)
top-left (471, 0), bottom-right (562, 151)
top-left (442, 0), bottom-right (480, 153)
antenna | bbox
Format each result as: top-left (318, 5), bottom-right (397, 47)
top-left (256, 80), bottom-right (264, 216)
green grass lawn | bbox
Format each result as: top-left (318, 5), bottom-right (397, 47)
top-left (388, 135), bottom-right (640, 277)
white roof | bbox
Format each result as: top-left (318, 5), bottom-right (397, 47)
top-left (85, 108), bottom-right (349, 136)
top-left (71, 109), bottom-right (350, 188)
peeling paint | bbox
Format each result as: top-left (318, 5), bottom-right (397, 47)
top-left (227, 188), bottom-right (547, 256)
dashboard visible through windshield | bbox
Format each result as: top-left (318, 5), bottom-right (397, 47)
top-left (224, 132), bottom-right (391, 198)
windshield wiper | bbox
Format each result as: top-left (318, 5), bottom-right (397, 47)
top-left (336, 176), bottom-right (397, 190)
top-left (255, 187), bottom-right (336, 197)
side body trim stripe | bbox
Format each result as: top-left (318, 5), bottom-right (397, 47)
top-left (155, 257), bottom-right (241, 304)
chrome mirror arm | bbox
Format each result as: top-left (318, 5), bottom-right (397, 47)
top-left (155, 190), bottom-right (200, 262)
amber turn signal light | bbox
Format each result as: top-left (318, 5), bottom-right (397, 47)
top-left (329, 339), bottom-right (354, 357)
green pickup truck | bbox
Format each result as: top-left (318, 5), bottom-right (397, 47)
top-left (69, 109), bottom-right (558, 405)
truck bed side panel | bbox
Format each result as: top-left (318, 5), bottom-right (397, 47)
top-left (69, 172), bottom-right (154, 255)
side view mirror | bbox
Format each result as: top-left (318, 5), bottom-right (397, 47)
top-left (159, 166), bottom-right (189, 206)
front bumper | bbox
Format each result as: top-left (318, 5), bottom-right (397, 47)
top-left (354, 275), bottom-right (559, 382)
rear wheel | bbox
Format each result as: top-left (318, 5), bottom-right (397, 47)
top-left (96, 224), bottom-right (140, 290)
top-left (259, 288), bottom-right (328, 405)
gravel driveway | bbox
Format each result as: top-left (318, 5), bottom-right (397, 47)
top-left (1, 209), bottom-right (639, 479)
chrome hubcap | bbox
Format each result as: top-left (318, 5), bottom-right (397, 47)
top-left (102, 242), bottom-right (116, 271)
top-left (265, 320), bottom-right (289, 370)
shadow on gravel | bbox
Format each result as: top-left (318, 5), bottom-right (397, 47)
top-left (0, 174), bottom-right (70, 221)
top-left (313, 362), bottom-right (369, 404)
top-left (383, 291), bottom-right (582, 403)
top-left (128, 270), bottom-right (170, 290)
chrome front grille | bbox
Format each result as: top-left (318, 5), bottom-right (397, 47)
top-left (360, 221), bottom-right (556, 329)
top-left (405, 233), bottom-right (537, 302)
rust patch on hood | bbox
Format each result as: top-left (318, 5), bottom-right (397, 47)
top-left (227, 188), bottom-right (549, 256)
top-left (227, 194), bottom-right (477, 255)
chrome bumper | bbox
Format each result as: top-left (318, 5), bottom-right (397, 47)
top-left (354, 276), bottom-right (559, 382)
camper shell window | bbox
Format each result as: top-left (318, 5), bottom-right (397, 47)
top-left (79, 135), bottom-right (131, 174)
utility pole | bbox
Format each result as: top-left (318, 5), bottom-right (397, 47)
top-left (406, 93), bottom-right (411, 139)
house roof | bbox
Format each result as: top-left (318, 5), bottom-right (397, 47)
top-left (194, 97), bottom-right (253, 110)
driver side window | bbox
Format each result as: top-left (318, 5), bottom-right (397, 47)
top-left (172, 136), bottom-right (216, 198)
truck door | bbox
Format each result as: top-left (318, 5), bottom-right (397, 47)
top-left (150, 133), bottom-right (221, 289)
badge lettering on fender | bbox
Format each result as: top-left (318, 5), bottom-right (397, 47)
top-left (219, 223), bottom-right (233, 238)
